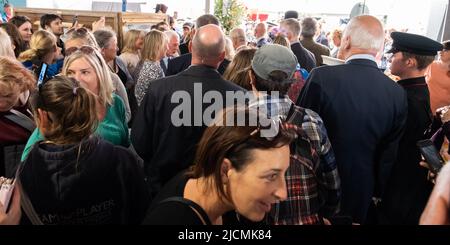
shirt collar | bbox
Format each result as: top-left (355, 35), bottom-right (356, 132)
top-left (346, 54), bottom-right (377, 63)
top-left (256, 36), bottom-right (266, 42)
top-left (249, 94), bottom-right (293, 120)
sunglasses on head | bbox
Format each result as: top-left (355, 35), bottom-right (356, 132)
top-left (65, 45), bottom-right (97, 57)
top-left (66, 27), bottom-right (89, 36)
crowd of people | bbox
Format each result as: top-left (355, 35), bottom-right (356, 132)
top-left (1, 6), bottom-right (450, 225)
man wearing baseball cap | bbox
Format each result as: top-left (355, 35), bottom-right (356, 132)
top-left (380, 32), bottom-right (443, 224)
top-left (247, 44), bottom-right (341, 225)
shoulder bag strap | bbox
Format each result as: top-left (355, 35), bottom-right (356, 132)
top-left (5, 109), bottom-right (35, 132)
top-left (159, 196), bottom-right (212, 225)
top-left (14, 162), bottom-right (44, 225)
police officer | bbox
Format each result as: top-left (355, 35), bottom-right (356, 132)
top-left (380, 32), bottom-right (443, 224)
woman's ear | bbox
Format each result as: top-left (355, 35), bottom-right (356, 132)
top-left (221, 158), bottom-right (233, 184)
top-left (37, 108), bottom-right (50, 134)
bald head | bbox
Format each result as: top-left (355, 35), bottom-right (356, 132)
top-left (254, 22), bottom-right (267, 39)
top-left (342, 15), bottom-right (384, 55)
top-left (192, 24), bottom-right (225, 67)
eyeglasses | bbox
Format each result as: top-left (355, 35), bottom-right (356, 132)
top-left (65, 45), bottom-right (96, 57)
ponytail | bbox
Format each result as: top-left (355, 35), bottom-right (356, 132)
top-left (32, 76), bottom-right (98, 144)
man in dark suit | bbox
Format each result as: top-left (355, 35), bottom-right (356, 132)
top-left (166, 14), bottom-right (230, 76)
top-left (280, 18), bottom-right (316, 72)
top-left (131, 24), bottom-right (244, 198)
top-left (379, 32), bottom-right (443, 224)
top-left (166, 52), bottom-right (230, 76)
top-left (254, 22), bottom-right (270, 48)
top-left (297, 15), bottom-right (408, 224)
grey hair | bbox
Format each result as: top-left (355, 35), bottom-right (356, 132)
top-left (230, 28), bottom-right (247, 44)
top-left (280, 18), bottom-right (301, 38)
top-left (343, 15), bottom-right (384, 51)
top-left (164, 30), bottom-right (180, 42)
top-left (301, 17), bottom-right (317, 38)
top-left (93, 29), bottom-right (116, 49)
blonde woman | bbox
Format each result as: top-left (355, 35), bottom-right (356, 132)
top-left (64, 27), bottom-right (100, 50)
top-left (21, 45), bottom-right (130, 161)
top-left (223, 48), bottom-right (256, 90)
top-left (134, 30), bottom-right (168, 106)
top-left (19, 76), bottom-right (149, 224)
top-left (330, 28), bottom-right (343, 58)
top-left (0, 28), bottom-right (15, 58)
top-left (120, 30), bottom-right (144, 75)
top-left (65, 27), bottom-right (131, 123)
top-left (0, 56), bottom-right (36, 177)
top-left (18, 30), bottom-right (61, 80)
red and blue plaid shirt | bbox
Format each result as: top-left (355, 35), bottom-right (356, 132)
top-left (250, 95), bottom-right (341, 225)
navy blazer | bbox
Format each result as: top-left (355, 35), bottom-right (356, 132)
top-left (131, 65), bottom-right (244, 198)
top-left (166, 53), bottom-right (230, 76)
top-left (290, 42), bottom-right (316, 72)
top-left (297, 59), bottom-right (408, 224)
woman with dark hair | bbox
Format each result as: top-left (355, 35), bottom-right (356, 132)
top-left (18, 76), bottom-right (149, 225)
top-left (143, 107), bottom-right (295, 225)
top-left (0, 23), bottom-right (27, 58)
top-left (9, 15), bottom-right (33, 48)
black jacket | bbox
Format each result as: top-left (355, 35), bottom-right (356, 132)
top-left (380, 76), bottom-right (434, 224)
top-left (166, 53), bottom-right (230, 76)
top-left (19, 136), bottom-right (150, 225)
top-left (131, 65), bottom-right (244, 197)
top-left (290, 42), bottom-right (317, 72)
top-left (297, 59), bottom-right (408, 224)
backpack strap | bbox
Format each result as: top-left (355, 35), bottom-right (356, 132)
top-left (159, 196), bottom-right (212, 225)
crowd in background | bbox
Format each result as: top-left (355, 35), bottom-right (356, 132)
top-left (1, 4), bottom-right (450, 225)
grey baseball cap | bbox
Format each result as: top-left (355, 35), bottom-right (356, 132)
top-left (251, 44), bottom-right (298, 82)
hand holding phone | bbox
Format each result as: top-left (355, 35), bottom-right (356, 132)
top-left (417, 139), bottom-right (445, 174)
top-left (37, 63), bottom-right (48, 87)
top-left (72, 15), bottom-right (78, 28)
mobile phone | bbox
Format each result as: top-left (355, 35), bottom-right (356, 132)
top-left (72, 15), bottom-right (78, 27)
top-left (0, 177), bottom-right (15, 213)
top-left (37, 63), bottom-right (48, 87)
top-left (417, 139), bottom-right (445, 174)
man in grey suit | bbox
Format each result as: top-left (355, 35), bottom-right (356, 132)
top-left (301, 17), bottom-right (330, 66)
top-left (297, 15), bottom-right (408, 224)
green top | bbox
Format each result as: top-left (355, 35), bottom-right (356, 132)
top-left (21, 94), bottom-right (130, 161)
